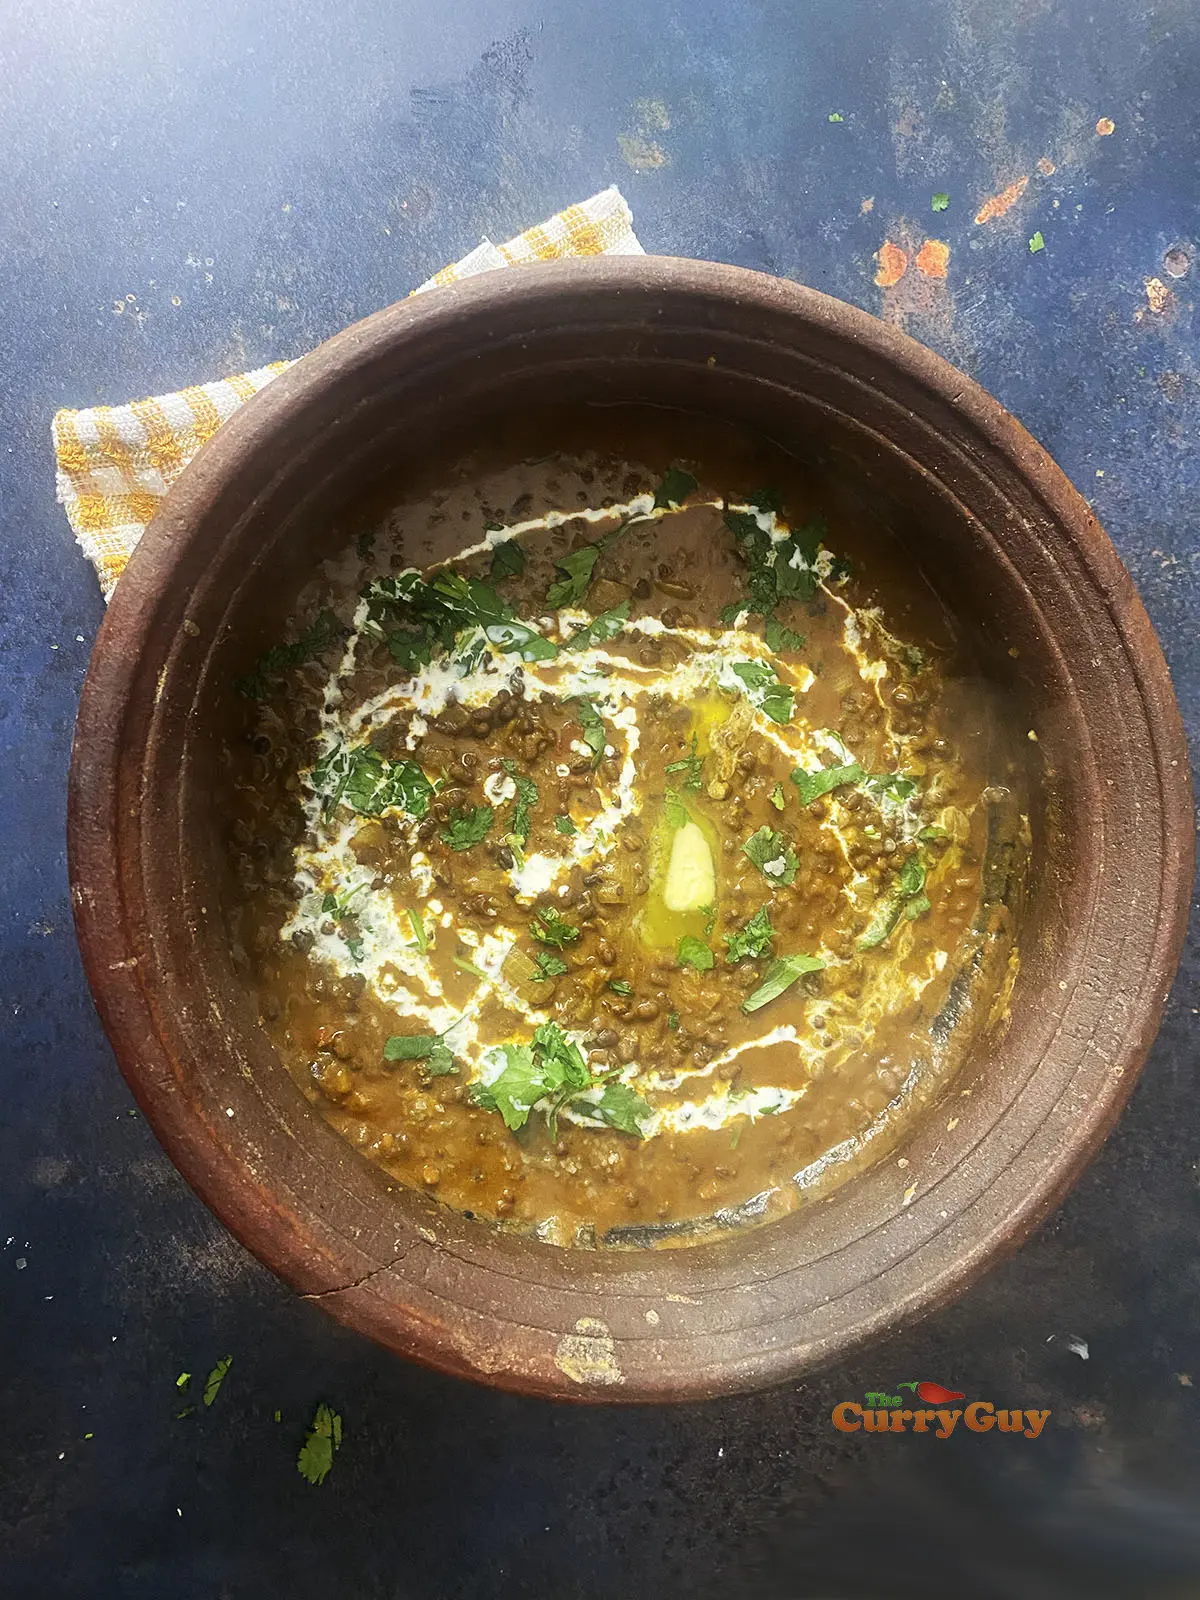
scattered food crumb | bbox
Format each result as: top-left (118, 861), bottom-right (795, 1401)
top-left (915, 239), bottom-right (950, 278)
top-left (874, 241), bottom-right (908, 287)
top-left (204, 1355), bottom-right (233, 1407)
top-left (975, 176), bottom-right (1030, 224)
top-left (1178, 1373), bottom-right (1193, 1387)
top-left (1037, 156), bottom-right (1056, 176)
top-left (931, 192), bottom-right (949, 212)
top-left (902, 1182), bottom-right (918, 1207)
top-left (828, 111), bottom-right (844, 123)
top-left (1066, 1336), bottom-right (1090, 1360)
top-left (297, 1403), bottom-right (343, 1485)
top-left (1096, 117), bottom-right (1115, 136)
top-left (860, 196), bottom-right (875, 214)
top-left (1143, 276), bottom-right (1170, 314)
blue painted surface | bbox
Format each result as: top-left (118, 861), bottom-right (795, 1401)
top-left (2, 1), bottom-right (1198, 1593)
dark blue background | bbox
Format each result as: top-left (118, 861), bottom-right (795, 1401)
top-left (3, 2), bottom-right (1198, 1594)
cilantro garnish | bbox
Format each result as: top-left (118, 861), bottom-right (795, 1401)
top-left (203, 1356), bottom-right (232, 1408)
top-left (652, 466), bottom-right (699, 509)
top-left (665, 735), bottom-right (704, 791)
top-left (554, 814), bottom-right (577, 835)
top-left (452, 955), bottom-right (491, 983)
top-left (310, 742), bottom-right (434, 820)
top-left (531, 905), bottom-right (580, 947)
top-left (365, 568), bottom-right (556, 666)
top-left (382, 1030), bottom-right (457, 1076)
top-left (678, 934), bottom-right (715, 971)
top-left (406, 907), bottom-right (428, 951)
top-left (489, 539), bottom-right (525, 580)
top-left (742, 825), bottom-right (800, 886)
top-left (545, 515), bottom-right (632, 609)
top-left (791, 760), bottom-right (865, 806)
top-left (857, 855), bottom-right (931, 950)
top-left (571, 1080), bottom-right (653, 1137)
top-left (742, 953), bottom-right (825, 1013)
top-left (297, 1403), bottom-right (342, 1487)
top-left (722, 490), bottom-right (843, 639)
top-left (764, 618), bottom-right (806, 652)
top-left (730, 660), bottom-right (794, 723)
top-left (667, 1011), bottom-right (681, 1031)
top-left (236, 609), bottom-right (343, 700)
top-left (441, 804), bottom-right (494, 852)
top-left (725, 906), bottom-right (774, 964)
top-left (468, 1022), bottom-right (651, 1140)
top-left (769, 783), bottom-right (786, 810)
top-left (574, 698), bottom-right (607, 766)
top-left (532, 950), bottom-right (569, 979)
top-left (664, 787), bottom-right (690, 829)
top-left (608, 978), bottom-right (634, 996)
top-left (564, 601), bottom-right (631, 652)
top-left (500, 759), bottom-right (538, 845)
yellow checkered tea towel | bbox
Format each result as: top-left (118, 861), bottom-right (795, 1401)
top-left (53, 186), bottom-right (642, 598)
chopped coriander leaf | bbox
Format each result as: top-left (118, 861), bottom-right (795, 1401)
top-left (531, 905), bottom-right (580, 947)
top-left (724, 497), bottom-right (832, 626)
top-left (345, 936), bottom-right (365, 964)
top-left (653, 466), bottom-right (699, 509)
top-left (469, 1023), bottom-right (590, 1132)
top-left (297, 1403), bottom-right (343, 1487)
top-left (743, 954), bottom-right (825, 1013)
top-left (862, 772), bottom-right (919, 805)
top-left (564, 601), bottom-right (631, 652)
top-left (763, 617), bottom-right (806, 653)
top-left (742, 825), bottom-right (800, 886)
top-left (310, 743), bottom-right (434, 821)
top-left (678, 934), bottom-right (715, 972)
top-left (236, 609), bottom-right (343, 699)
top-left (791, 760), bottom-right (865, 806)
top-left (489, 539), bottom-right (525, 580)
top-left (574, 698), bottom-right (607, 766)
top-left (664, 787), bottom-right (690, 829)
top-left (725, 906), bottom-right (775, 964)
top-left (500, 759), bottom-right (538, 844)
top-left (365, 568), bottom-right (556, 665)
top-left (383, 1031), bottom-right (458, 1078)
top-left (176, 1405), bottom-right (196, 1419)
top-left (608, 979), bottom-right (634, 996)
top-left (532, 950), bottom-right (569, 979)
top-left (554, 813), bottom-right (577, 835)
top-left (441, 804), bottom-right (494, 851)
top-left (406, 907), bottom-right (428, 951)
top-left (546, 543), bottom-right (602, 608)
top-left (321, 883), bottom-right (366, 922)
top-left (932, 191), bottom-right (949, 211)
top-left (1029, 230), bottom-right (1045, 253)
top-left (918, 825), bottom-right (948, 842)
top-left (730, 660), bottom-right (793, 723)
top-left (770, 783), bottom-right (786, 811)
top-left (175, 1372), bottom-right (190, 1389)
top-left (273, 1409), bottom-right (282, 1423)
top-left (571, 1080), bottom-right (652, 1138)
top-left (203, 1356), bottom-right (232, 1408)
top-left (858, 855), bottom-right (930, 949)
top-left (667, 1011), bottom-right (681, 1031)
top-left (665, 736), bottom-right (704, 791)
top-left (828, 110), bottom-right (844, 121)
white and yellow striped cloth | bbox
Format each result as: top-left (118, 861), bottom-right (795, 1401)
top-left (53, 187), bottom-right (642, 598)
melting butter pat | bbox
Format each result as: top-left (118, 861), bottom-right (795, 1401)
top-left (664, 822), bottom-right (716, 912)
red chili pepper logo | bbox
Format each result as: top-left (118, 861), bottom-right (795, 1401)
top-left (916, 1381), bottom-right (966, 1405)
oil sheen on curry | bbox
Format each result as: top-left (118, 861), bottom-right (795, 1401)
top-left (233, 422), bottom-right (1025, 1249)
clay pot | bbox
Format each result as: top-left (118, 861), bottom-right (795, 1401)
top-left (69, 259), bottom-right (1192, 1400)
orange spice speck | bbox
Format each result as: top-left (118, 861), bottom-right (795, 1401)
top-left (974, 176), bottom-right (1030, 224)
top-left (915, 239), bottom-right (950, 278)
top-left (1096, 117), bottom-right (1115, 136)
top-left (1037, 156), bottom-right (1056, 176)
top-left (1145, 276), bottom-right (1169, 314)
top-left (874, 241), bottom-right (908, 287)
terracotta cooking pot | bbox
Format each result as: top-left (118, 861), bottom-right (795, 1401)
top-left (69, 258), bottom-right (1193, 1401)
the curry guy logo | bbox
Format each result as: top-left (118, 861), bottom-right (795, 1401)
top-left (832, 1381), bottom-right (1050, 1440)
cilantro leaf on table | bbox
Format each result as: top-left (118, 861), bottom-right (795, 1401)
top-left (730, 660), bottom-right (794, 724)
top-left (310, 742), bottom-right (434, 820)
top-left (203, 1356), bottom-right (232, 1408)
top-left (441, 804), bottom-right (494, 852)
top-left (489, 539), bottom-right (525, 580)
top-left (500, 759), bottom-right (538, 845)
top-left (574, 698), bottom-right (607, 765)
top-left (531, 905), bottom-right (580, 947)
top-left (564, 601), bottom-right (631, 652)
top-left (725, 906), bottom-right (774, 964)
top-left (791, 760), bottom-right (866, 806)
top-left (665, 736), bottom-right (704, 791)
top-left (742, 953), bottom-right (825, 1013)
top-left (236, 609), bottom-right (344, 700)
top-left (932, 191), bottom-right (949, 211)
top-left (677, 934), bottom-right (715, 971)
top-left (297, 1403), bottom-right (343, 1487)
top-left (742, 825), bottom-right (800, 886)
top-left (652, 466), bottom-right (699, 509)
